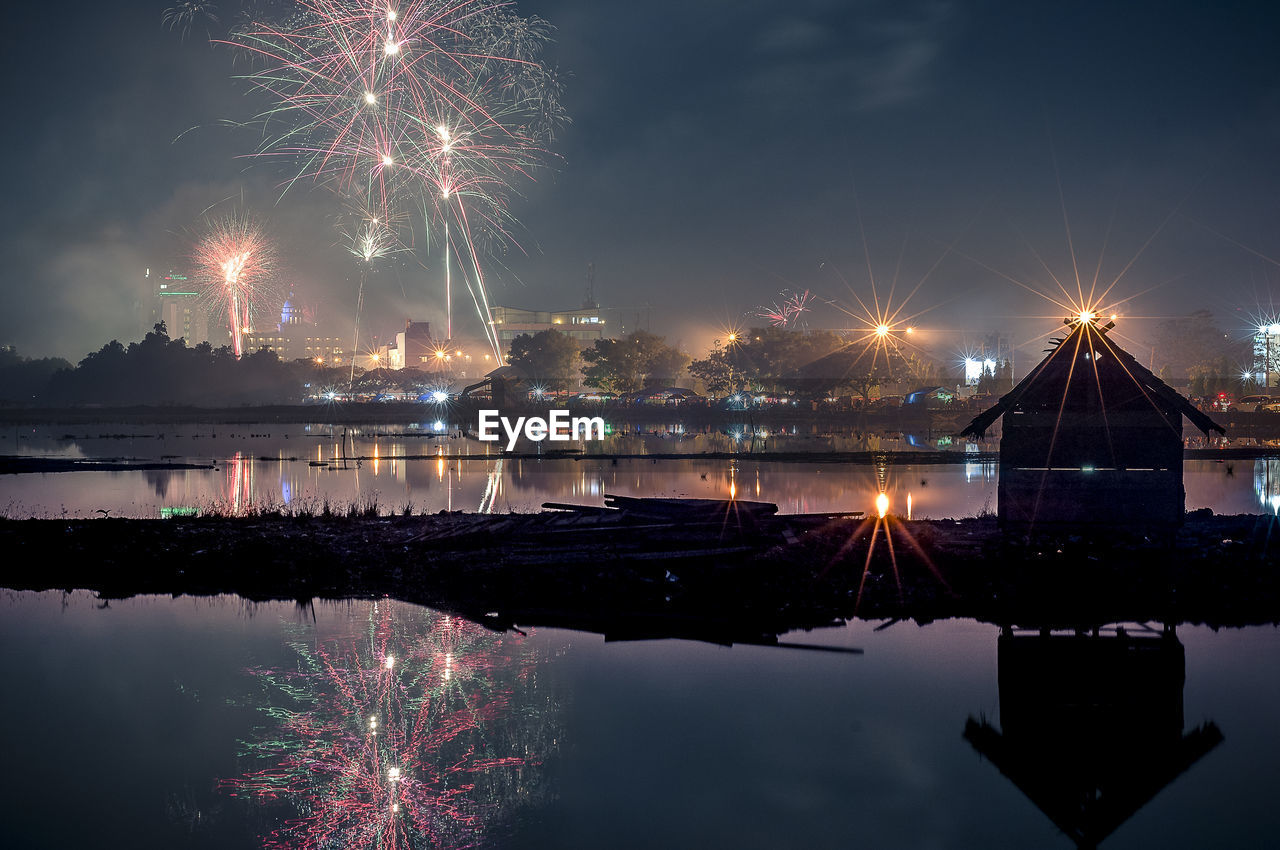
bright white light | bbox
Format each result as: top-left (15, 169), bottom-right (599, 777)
top-left (364, 91), bottom-right (377, 105)
top-left (1079, 311), bottom-right (1096, 323)
top-left (1268, 324), bottom-right (1280, 336)
top-left (875, 324), bottom-right (890, 337)
top-left (384, 40), bottom-right (400, 55)
top-left (387, 9), bottom-right (396, 21)
top-left (384, 655), bottom-right (395, 669)
top-left (433, 420), bottom-right (445, 431)
top-left (388, 767), bottom-right (401, 782)
top-left (964, 358), bottom-right (981, 385)
top-left (875, 492), bottom-right (889, 519)
top-left (431, 390), bottom-right (449, 403)
top-left (382, 154), bottom-right (394, 166)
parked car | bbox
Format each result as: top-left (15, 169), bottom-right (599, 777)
top-left (1236, 394), bottom-right (1275, 412)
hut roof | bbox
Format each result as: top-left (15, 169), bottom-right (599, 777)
top-left (960, 318), bottom-right (1224, 438)
top-left (965, 717), bottom-right (1223, 849)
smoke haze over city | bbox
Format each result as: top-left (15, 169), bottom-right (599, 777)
top-left (4, 0), bottom-right (1280, 363)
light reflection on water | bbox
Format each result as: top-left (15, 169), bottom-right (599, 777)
top-left (1, 592), bottom-right (1278, 849)
top-left (0, 423), bottom-right (1273, 518)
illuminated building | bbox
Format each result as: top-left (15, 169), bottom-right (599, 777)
top-left (242, 289), bottom-right (347, 363)
top-left (147, 268), bottom-right (208, 346)
top-left (490, 304), bottom-right (607, 349)
top-left (1249, 321), bottom-right (1280, 388)
top-left (400, 320), bottom-right (436, 366)
top-left (394, 320), bottom-right (492, 377)
top-left (962, 315), bottom-right (1223, 530)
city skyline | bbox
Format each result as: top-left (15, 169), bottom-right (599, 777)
top-left (4, 1), bottom-right (1280, 362)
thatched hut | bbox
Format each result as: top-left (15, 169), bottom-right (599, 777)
top-left (961, 315), bottom-right (1224, 530)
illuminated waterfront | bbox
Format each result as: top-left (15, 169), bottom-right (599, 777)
top-left (2, 421), bottom-right (1277, 519)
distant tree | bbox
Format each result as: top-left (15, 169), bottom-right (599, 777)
top-left (840, 357), bottom-right (901, 404)
top-left (688, 349), bottom-right (734, 396)
top-left (0, 347), bottom-right (73, 404)
top-left (976, 360), bottom-right (1013, 396)
top-left (785, 336), bottom-right (907, 402)
top-left (581, 331), bottom-right (690, 393)
top-left (722, 327), bottom-right (849, 394)
top-left (44, 323), bottom-right (309, 406)
top-left (903, 352), bottom-right (945, 390)
top-left (506, 329), bottom-right (580, 390)
top-left (1150, 310), bottom-right (1246, 382)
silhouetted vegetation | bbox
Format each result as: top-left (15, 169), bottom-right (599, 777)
top-left (0, 347), bottom-right (73, 404)
top-left (581, 330), bottom-right (691, 393)
top-left (40, 323), bottom-right (316, 406)
top-left (506, 328), bottom-right (582, 390)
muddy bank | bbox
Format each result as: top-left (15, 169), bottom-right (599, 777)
top-left (4, 509), bottom-right (1279, 642)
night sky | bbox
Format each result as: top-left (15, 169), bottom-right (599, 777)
top-left (5, 0), bottom-right (1280, 362)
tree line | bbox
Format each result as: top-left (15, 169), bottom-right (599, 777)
top-left (506, 326), bottom-right (953, 400)
top-left (0, 324), bottom-right (327, 406)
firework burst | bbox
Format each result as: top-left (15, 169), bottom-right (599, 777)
top-left (226, 0), bottom-right (567, 361)
top-left (754, 289), bottom-right (815, 328)
top-left (193, 212), bottom-right (280, 357)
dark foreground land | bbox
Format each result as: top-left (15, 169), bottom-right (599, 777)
top-left (5, 503), bottom-right (1280, 645)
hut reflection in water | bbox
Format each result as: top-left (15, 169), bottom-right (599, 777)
top-left (965, 625), bottom-right (1223, 849)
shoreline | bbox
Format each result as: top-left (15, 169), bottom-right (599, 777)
top-left (4, 446), bottom-right (1280, 475)
top-left (4, 510), bottom-right (1279, 642)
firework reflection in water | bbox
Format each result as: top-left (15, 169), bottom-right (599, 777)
top-left (221, 600), bottom-right (559, 849)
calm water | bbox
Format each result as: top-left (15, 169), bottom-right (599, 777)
top-left (0, 421), bottom-right (1274, 518)
top-left (1, 593), bottom-right (1277, 849)
top-left (4, 422), bottom-right (1280, 848)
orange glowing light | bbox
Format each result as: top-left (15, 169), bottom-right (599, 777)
top-left (875, 492), bottom-right (889, 518)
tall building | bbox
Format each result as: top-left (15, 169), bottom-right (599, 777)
top-left (148, 269), bottom-right (209, 347)
top-left (1250, 321), bottom-right (1280, 388)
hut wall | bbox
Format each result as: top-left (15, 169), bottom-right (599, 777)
top-left (998, 410), bottom-right (1186, 529)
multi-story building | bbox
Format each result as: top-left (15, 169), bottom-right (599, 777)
top-left (242, 292), bottom-right (347, 364)
top-left (147, 269), bottom-right (209, 347)
top-left (1250, 321), bottom-right (1280, 389)
top-left (384, 321), bottom-right (495, 378)
top-left (490, 304), bottom-right (608, 349)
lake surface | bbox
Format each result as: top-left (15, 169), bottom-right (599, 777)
top-left (0, 421), bottom-right (1275, 518)
top-left (2, 592), bottom-right (1277, 849)
top-left (4, 421), bottom-right (1280, 848)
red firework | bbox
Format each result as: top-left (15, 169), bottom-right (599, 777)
top-left (193, 214), bottom-right (279, 357)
